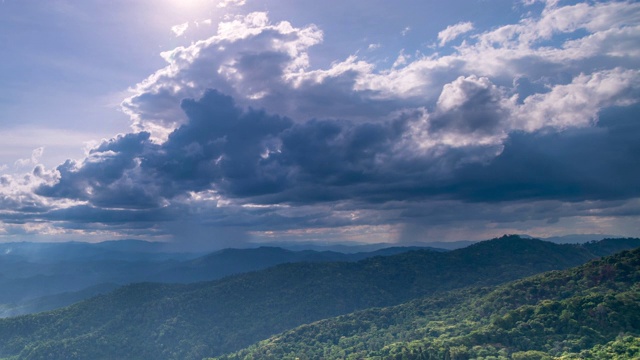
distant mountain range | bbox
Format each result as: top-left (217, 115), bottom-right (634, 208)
top-left (0, 241), bottom-right (436, 317)
top-left (257, 233), bottom-right (623, 251)
top-left (0, 235), bottom-right (633, 317)
top-left (0, 239), bottom-right (196, 263)
top-left (0, 235), bottom-right (637, 359)
top-left (147, 245), bottom-right (435, 283)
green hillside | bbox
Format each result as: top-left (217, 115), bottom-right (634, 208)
top-left (0, 236), bottom-right (637, 360)
top-left (215, 247), bottom-right (640, 360)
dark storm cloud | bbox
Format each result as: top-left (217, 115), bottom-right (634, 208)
top-left (35, 132), bottom-right (160, 209)
top-left (272, 118), bottom-right (402, 197)
top-left (144, 90), bottom-right (294, 198)
top-left (35, 90), bottom-right (413, 211)
top-left (45, 205), bottom-right (173, 224)
top-left (32, 87), bottom-right (640, 218)
top-left (35, 91), bottom-right (296, 211)
top-left (449, 103), bottom-right (640, 202)
top-left (149, 91), bottom-right (418, 204)
top-left (278, 69), bottom-right (403, 120)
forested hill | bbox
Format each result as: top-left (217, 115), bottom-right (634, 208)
top-left (216, 247), bottom-right (640, 360)
top-left (0, 236), bottom-right (637, 359)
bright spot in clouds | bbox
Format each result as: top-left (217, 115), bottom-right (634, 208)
top-left (217, 0), bottom-right (246, 8)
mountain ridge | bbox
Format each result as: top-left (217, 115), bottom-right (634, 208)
top-left (0, 244), bottom-right (437, 316)
top-left (0, 236), bottom-right (637, 359)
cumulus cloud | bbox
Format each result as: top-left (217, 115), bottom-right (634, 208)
top-left (36, 132), bottom-right (159, 209)
top-left (4, 1), bottom-right (640, 244)
top-left (217, 0), bottom-right (246, 8)
top-left (0, 165), bottom-right (60, 220)
top-left (432, 76), bottom-right (511, 138)
top-left (450, 102), bottom-right (640, 203)
top-left (196, 19), bottom-right (213, 27)
top-left (37, 87), bottom-right (640, 211)
top-left (122, 12), bottom-right (324, 139)
top-left (126, 3), bottom-right (640, 140)
top-left (14, 147), bottom-right (44, 168)
top-left (437, 21), bottom-right (474, 46)
top-left (516, 68), bottom-right (640, 131)
top-left (171, 22), bottom-right (189, 37)
top-left (392, 49), bottom-right (408, 68)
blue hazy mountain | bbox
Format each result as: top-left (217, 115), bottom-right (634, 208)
top-left (0, 241), bottom-right (437, 316)
top-left (0, 236), bottom-right (637, 359)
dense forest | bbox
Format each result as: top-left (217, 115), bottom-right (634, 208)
top-left (215, 247), bottom-right (640, 359)
top-left (0, 236), bottom-right (637, 359)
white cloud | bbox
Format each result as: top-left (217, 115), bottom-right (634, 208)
top-left (362, 1), bottom-right (640, 99)
top-left (403, 75), bottom-right (514, 153)
top-left (437, 21), bottom-right (474, 46)
top-left (444, 2), bottom-right (640, 79)
top-left (392, 49), bottom-right (408, 68)
top-left (368, 43), bottom-right (380, 50)
top-left (217, 0), bottom-right (246, 8)
top-left (123, 12), bottom-right (327, 139)
top-left (397, 65), bottom-right (640, 155)
top-left (196, 19), bottom-right (213, 27)
top-left (0, 164), bottom-right (63, 220)
top-left (120, 2), bottom-right (640, 180)
top-left (3, 0), bottom-right (640, 245)
top-left (14, 147), bottom-right (44, 168)
top-left (516, 68), bottom-right (640, 132)
top-left (121, 1), bottom-right (640, 159)
top-left (171, 22), bottom-right (189, 37)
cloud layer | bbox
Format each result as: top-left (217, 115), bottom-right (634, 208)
top-left (2, 0), bottom-right (640, 246)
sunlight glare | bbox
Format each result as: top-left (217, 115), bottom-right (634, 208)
top-left (167, 0), bottom-right (214, 11)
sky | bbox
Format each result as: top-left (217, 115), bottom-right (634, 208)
top-left (1, 0), bottom-right (639, 250)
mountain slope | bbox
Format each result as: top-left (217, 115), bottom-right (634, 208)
top-left (215, 247), bottom-right (640, 359)
top-left (0, 236), bottom-right (637, 360)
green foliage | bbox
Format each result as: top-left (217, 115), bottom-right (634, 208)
top-left (559, 335), bottom-right (640, 359)
top-left (0, 236), bottom-right (637, 360)
top-left (214, 248), bottom-right (640, 360)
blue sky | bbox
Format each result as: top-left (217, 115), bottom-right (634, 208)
top-left (1, 0), bottom-right (639, 249)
